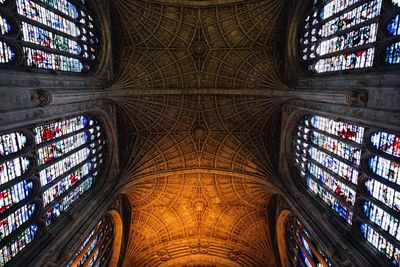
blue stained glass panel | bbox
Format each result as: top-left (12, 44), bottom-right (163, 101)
top-left (308, 162), bottom-right (356, 204)
top-left (39, 147), bottom-right (91, 187)
top-left (387, 15), bottom-right (400, 36)
top-left (40, 0), bottom-right (79, 19)
top-left (309, 147), bottom-right (359, 184)
top-left (0, 15), bottom-right (11, 35)
top-left (42, 162), bottom-right (91, 207)
top-left (385, 42), bottom-right (400, 64)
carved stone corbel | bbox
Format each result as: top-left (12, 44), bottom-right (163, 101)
top-left (31, 89), bottom-right (53, 107)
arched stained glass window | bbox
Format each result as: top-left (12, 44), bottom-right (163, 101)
top-left (300, 0), bottom-right (400, 72)
top-left (285, 215), bottom-right (332, 267)
top-left (0, 0), bottom-right (99, 72)
top-left (294, 115), bottom-right (400, 265)
top-left (0, 114), bottom-right (106, 266)
top-left (67, 215), bottom-right (114, 267)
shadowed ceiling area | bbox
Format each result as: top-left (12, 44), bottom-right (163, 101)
top-left (110, 0), bottom-right (286, 89)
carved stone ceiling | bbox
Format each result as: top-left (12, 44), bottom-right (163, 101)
top-left (109, 0), bottom-right (288, 264)
top-left (122, 173), bottom-right (278, 266)
top-left (111, 95), bottom-right (287, 266)
top-left (109, 0), bottom-right (286, 89)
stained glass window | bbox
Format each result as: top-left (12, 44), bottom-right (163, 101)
top-left (300, 0), bottom-right (400, 72)
top-left (0, 114), bottom-right (106, 265)
top-left (0, 0), bottom-right (98, 72)
top-left (67, 215), bottom-right (114, 267)
top-left (285, 216), bottom-right (332, 267)
top-left (294, 115), bottom-right (400, 265)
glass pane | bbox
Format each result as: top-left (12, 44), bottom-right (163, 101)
top-left (314, 47), bottom-right (375, 73)
top-left (0, 41), bottom-right (14, 64)
top-left (370, 131), bottom-right (400, 158)
top-left (0, 14), bottom-right (11, 35)
top-left (0, 203), bottom-right (36, 241)
top-left (34, 116), bottom-right (89, 144)
top-left (365, 179), bottom-right (400, 212)
top-left (39, 0), bottom-right (79, 19)
top-left (309, 147), bottom-right (359, 184)
top-left (0, 157), bottom-right (30, 186)
top-left (360, 223), bottom-right (400, 265)
top-left (16, 0), bottom-right (81, 37)
top-left (41, 162), bottom-right (91, 207)
top-left (45, 177), bottom-right (93, 225)
top-left (385, 42), bottom-right (400, 64)
top-left (0, 224), bottom-right (38, 266)
top-left (37, 131), bottom-right (89, 165)
top-left (311, 131), bottom-right (361, 165)
top-left (308, 162), bottom-right (356, 204)
top-left (21, 22), bottom-right (82, 55)
top-left (0, 181), bottom-right (34, 214)
top-left (310, 116), bottom-right (364, 144)
top-left (388, 14), bottom-right (400, 36)
top-left (306, 177), bottom-right (353, 224)
top-left (362, 201), bottom-right (400, 241)
top-left (39, 147), bottom-right (90, 187)
top-left (369, 156), bottom-right (400, 185)
top-left (24, 47), bottom-right (84, 72)
top-left (0, 132), bottom-right (27, 158)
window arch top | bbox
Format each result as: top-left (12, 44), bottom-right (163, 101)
top-left (293, 114), bottom-right (400, 265)
top-left (0, 114), bottom-right (106, 266)
top-left (299, 0), bottom-right (400, 73)
top-left (0, 0), bottom-right (99, 73)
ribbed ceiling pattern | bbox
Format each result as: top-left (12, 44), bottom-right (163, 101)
top-left (110, 0), bottom-right (285, 89)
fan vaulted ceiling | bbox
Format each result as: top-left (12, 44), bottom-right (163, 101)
top-left (110, 0), bottom-right (285, 89)
top-left (109, 0), bottom-right (287, 265)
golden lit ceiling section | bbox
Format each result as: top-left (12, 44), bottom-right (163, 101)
top-left (110, 0), bottom-right (285, 89)
top-left (122, 173), bottom-right (278, 266)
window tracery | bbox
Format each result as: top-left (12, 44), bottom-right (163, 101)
top-left (300, 0), bottom-right (400, 72)
top-left (0, 114), bottom-right (106, 266)
top-left (294, 115), bottom-right (400, 265)
top-left (0, 0), bottom-right (98, 72)
top-left (285, 215), bottom-right (332, 267)
top-left (67, 215), bottom-right (114, 267)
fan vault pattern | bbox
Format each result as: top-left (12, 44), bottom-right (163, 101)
top-left (111, 95), bottom-right (286, 265)
top-left (110, 0), bottom-right (285, 89)
top-left (122, 173), bottom-right (278, 266)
